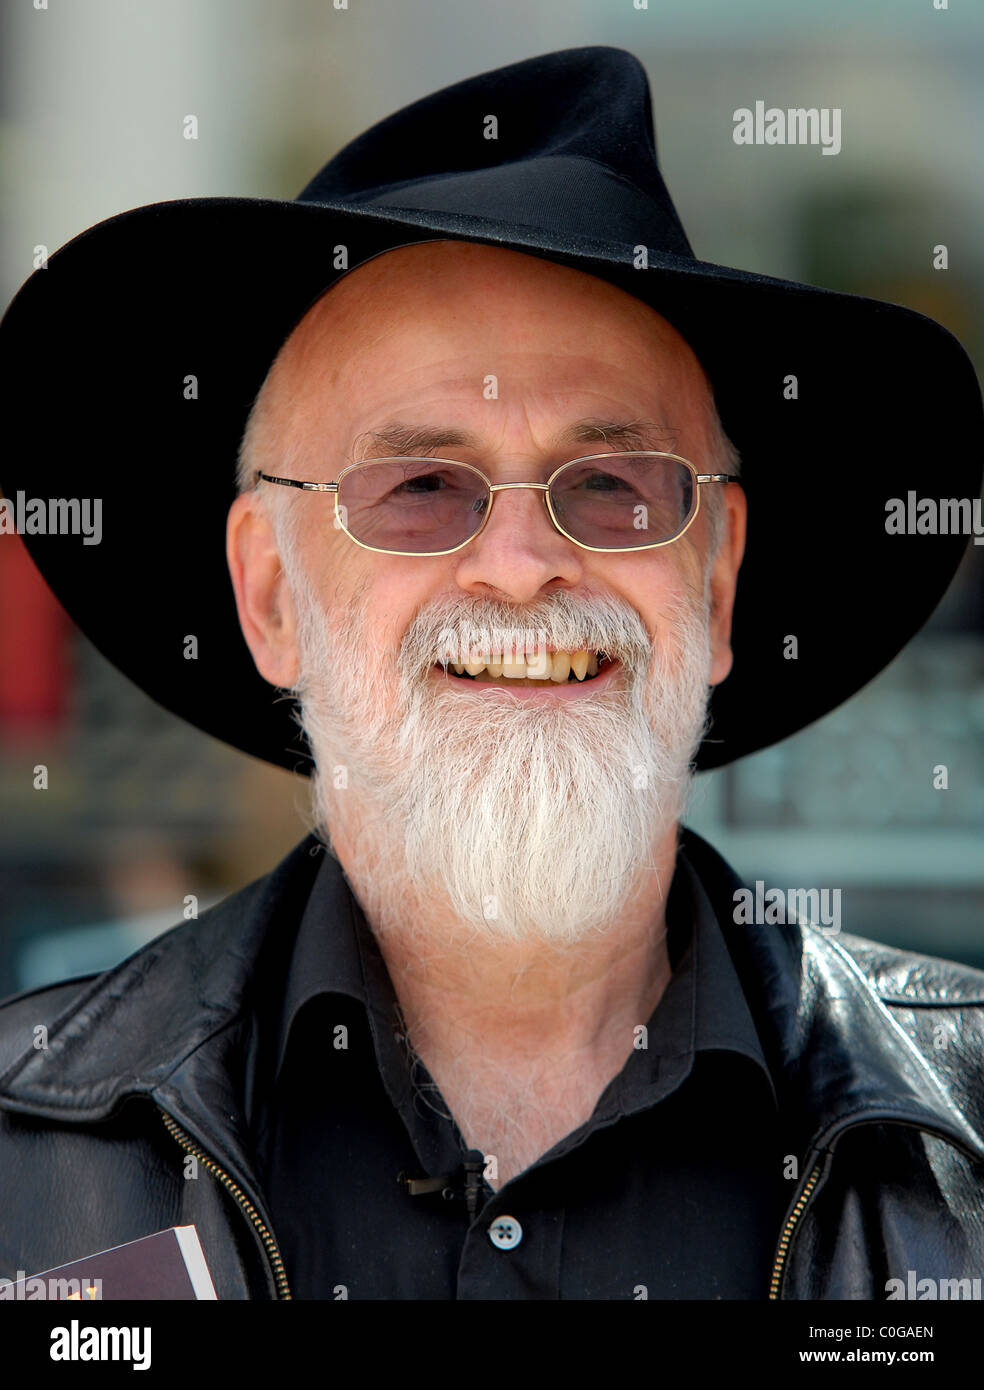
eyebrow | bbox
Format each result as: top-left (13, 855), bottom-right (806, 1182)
top-left (351, 417), bottom-right (682, 460)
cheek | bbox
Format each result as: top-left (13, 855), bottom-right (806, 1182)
top-left (670, 531), bottom-right (708, 599)
top-left (594, 543), bottom-right (705, 640)
top-left (294, 505), bottom-right (346, 591)
top-left (303, 520), bottom-right (380, 615)
top-left (327, 551), bottom-right (449, 657)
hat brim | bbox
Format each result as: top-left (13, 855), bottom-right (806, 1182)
top-left (2, 196), bottom-right (981, 773)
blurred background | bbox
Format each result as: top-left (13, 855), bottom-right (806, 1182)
top-left (0, 0), bottom-right (981, 996)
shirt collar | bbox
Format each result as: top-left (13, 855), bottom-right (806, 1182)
top-left (680, 840), bottom-right (777, 1083)
top-left (274, 848), bottom-right (366, 1081)
top-left (274, 836), bottom-right (777, 1107)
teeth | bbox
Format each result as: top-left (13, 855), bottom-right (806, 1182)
top-left (441, 648), bottom-right (606, 683)
top-left (549, 651), bottom-right (571, 682)
top-left (525, 650), bottom-right (552, 680)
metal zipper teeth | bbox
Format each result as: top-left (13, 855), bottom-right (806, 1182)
top-left (768, 1162), bottom-right (822, 1301)
top-left (159, 1109), bottom-right (292, 1301)
top-left (767, 1117), bottom-right (984, 1301)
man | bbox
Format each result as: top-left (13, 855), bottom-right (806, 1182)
top-left (0, 46), bottom-right (982, 1301)
top-left (228, 234), bottom-right (746, 1197)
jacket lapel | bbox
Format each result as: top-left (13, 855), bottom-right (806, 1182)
top-left (680, 828), bottom-right (984, 1165)
top-left (0, 835), bottom-right (325, 1231)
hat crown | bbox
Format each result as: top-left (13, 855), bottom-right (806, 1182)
top-left (297, 46), bottom-right (695, 257)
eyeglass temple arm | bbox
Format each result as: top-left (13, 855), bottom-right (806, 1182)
top-left (254, 471), bottom-right (338, 493)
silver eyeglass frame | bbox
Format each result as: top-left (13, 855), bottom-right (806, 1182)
top-left (253, 451), bottom-right (740, 556)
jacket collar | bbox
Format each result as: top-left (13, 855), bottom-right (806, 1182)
top-left (678, 829), bottom-right (984, 1164)
top-left (0, 834), bottom-right (324, 1217)
top-left (2, 829), bottom-right (983, 1182)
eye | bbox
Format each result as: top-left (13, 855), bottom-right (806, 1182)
top-left (394, 472), bottom-right (448, 494)
top-left (577, 470), bottom-right (636, 493)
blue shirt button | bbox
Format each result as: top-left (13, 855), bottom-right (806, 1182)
top-left (488, 1215), bottom-right (523, 1250)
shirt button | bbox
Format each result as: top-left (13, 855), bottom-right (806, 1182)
top-left (488, 1215), bottom-right (523, 1250)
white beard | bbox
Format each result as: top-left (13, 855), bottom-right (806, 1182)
top-left (282, 556), bottom-right (713, 947)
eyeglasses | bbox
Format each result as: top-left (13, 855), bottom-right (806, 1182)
top-left (254, 452), bottom-right (739, 556)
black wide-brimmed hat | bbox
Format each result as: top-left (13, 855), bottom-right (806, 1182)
top-left (2, 46), bottom-right (981, 773)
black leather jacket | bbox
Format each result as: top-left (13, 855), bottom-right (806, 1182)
top-left (1, 828), bottom-right (982, 1301)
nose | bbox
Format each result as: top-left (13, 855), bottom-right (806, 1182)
top-left (452, 478), bottom-right (585, 602)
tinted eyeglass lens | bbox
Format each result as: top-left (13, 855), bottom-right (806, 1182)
top-left (337, 459), bottom-right (489, 553)
top-left (550, 454), bottom-right (695, 548)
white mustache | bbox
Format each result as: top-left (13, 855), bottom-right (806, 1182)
top-left (398, 590), bottom-right (655, 681)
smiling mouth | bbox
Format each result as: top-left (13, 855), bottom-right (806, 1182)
top-left (433, 649), bottom-right (613, 687)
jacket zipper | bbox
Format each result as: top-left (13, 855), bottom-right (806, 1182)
top-left (159, 1108), bottom-right (292, 1300)
top-left (768, 1116), bottom-right (984, 1299)
top-left (768, 1161), bottom-right (823, 1300)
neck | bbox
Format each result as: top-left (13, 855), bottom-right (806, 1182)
top-left (325, 803), bottom-right (679, 1145)
top-left (321, 796), bottom-right (682, 1182)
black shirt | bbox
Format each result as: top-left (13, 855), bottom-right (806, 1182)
top-left (252, 840), bottom-right (790, 1299)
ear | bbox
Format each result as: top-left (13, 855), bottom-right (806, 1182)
top-left (226, 492), bottom-right (300, 688)
top-left (706, 484), bottom-right (747, 688)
